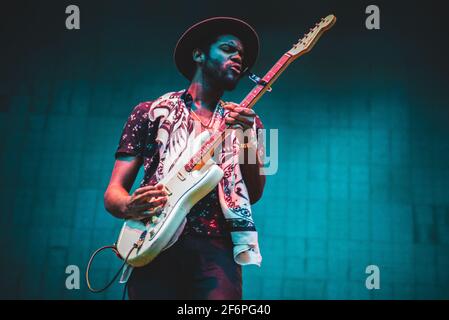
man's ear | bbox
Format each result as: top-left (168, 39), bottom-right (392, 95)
top-left (192, 48), bottom-right (205, 64)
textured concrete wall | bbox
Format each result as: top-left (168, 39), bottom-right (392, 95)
top-left (1, 0), bottom-right (448, 299)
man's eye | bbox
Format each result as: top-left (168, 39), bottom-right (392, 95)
top-left (221, 45), bottom-right (232, 52)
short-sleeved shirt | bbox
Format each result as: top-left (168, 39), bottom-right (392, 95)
top-left (115, 91), bottom-right (263, 237)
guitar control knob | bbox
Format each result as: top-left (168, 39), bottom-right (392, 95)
top-left (152, 216), bottom-right (160, 224)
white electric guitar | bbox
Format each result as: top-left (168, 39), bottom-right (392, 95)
top-left (115, 14), bottom-right (337, 267)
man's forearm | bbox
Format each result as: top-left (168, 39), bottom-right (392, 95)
top-left (104, 185), bottom-right (130, 219)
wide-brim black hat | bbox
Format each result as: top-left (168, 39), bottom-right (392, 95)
top-left (174, 17), bottom-right (259, 80)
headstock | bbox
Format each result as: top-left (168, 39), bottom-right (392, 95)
top-left (288, 14), bottom-right (336, 58)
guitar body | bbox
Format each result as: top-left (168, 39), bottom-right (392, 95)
top-left (116, 131), bottom-right (224, 267)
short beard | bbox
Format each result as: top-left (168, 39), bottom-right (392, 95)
top-left (203, 61), bottom-right (239, 91)
top-left (221, 76), bottom-right (238, 91)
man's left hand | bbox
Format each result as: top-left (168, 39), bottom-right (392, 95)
top-left (223, 102), bottom-right (256, 130)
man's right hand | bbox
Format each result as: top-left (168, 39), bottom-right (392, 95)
top-left (122, 184), bottom-right (168, 220)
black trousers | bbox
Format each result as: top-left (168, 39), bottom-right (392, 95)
top-left (127, 232), bottom-right (242, 300)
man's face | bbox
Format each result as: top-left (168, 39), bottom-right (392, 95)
top-left (201, 34), bottom-right (244, 91)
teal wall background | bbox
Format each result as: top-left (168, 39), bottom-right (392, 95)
top-left (1, 0), bottom-right (448, 299)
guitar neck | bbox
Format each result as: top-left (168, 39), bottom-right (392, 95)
top-left (184, 53), bottom-right (294, 172)
top-left (240, 53), bottom-right (292, 109)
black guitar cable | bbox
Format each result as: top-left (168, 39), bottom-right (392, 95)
top-left (85, 241), bottom-right (141, 295)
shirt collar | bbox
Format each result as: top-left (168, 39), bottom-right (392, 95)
top-left (181, 90), bottom-right (193, 110)
top-left (180, 89), bottom-right (225, 115)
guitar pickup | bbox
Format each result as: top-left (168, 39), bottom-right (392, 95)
top-left (164, 186), bottom-right (173, 196)
top-left (177, 172), bottom-right (186, 181)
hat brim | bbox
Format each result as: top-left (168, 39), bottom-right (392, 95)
top-left (174, 17), bottom-right (259, 80)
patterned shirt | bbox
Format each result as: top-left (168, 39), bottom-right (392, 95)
top-left (115, 91), bottom-right (263, 237)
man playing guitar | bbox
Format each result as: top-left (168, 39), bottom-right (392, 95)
top-left (104, 17), bottom-right (266, 299)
